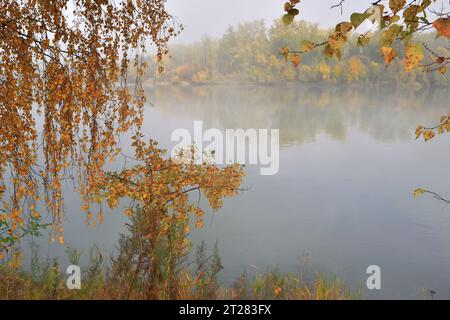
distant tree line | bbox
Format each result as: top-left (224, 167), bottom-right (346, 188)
top-left (147, 19), bottom-right (449, 87)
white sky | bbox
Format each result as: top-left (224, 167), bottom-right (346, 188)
top-left (166, 0), bottom-right (369, 43)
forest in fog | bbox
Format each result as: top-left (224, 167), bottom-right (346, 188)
top-left (145, 19), bottom-right (450, 87)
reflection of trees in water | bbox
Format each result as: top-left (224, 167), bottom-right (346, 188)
top-left (146, 85), bottom-right (450, 146)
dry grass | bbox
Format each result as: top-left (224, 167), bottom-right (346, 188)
top-left (0, 210), bottom-right (358, 300)
top-left (0, 252), bottom-right (358, 300)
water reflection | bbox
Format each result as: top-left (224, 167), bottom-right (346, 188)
top-left (146, 85), bottom-right (449, 146)
top-left (141, 85), bottom-right (450, 300)
top-left (33, 84), bottom-right (450, 300)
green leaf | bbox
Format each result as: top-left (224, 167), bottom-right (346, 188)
top-left (282, 13), bottom-right (294, 26)
top-left (288, 9), bottom-right (299, 16)
top-left (357, 35), bottom-right (370, 47)
top-left (350, 13), bottom-right (371, 28)
top-left (380, 24), bottom-right (403, 47)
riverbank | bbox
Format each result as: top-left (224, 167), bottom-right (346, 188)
top-left (0, 254), bottom-right (357, 300)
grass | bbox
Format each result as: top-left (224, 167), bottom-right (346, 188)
top-left (0, 260), bottom-right (357, 300)
top-left (0, 209), bottom-right (358, 300)
top-left (0, 249), bottom-right (358, 300)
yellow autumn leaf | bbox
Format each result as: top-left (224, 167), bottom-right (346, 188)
top-left (415, 125), bottom-right (423, 139)
top-left (335, 21), bottom-right (353, 34)
top-left (404, 44), bottom-right (424, 71)
top-left (445, 122), bottom-right (450, 132)
top-left (413, 188), bottom-right (427, 199)
top-left (381, 47), bottom-right (397, 65)
top-left (124, 208), bottom-right (134, 217)
top-left (280, 47), bottom-right (290, 61)
top-left (328, 31), bottom-right (347, 50)
top-left (195, 220), bottom-right (204, 229)
top-left (300, 40), bottom-right (315, 53)
top-left (389, 0), bottom-right (406, 14)
top-left (438, 66), bottom-right (447, 76)
top-left (290, 54), bottom-right (301, 67)
top-left (357, 35), bottom-right (370, 47)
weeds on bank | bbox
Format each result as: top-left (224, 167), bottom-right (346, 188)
top-left (0, 206), bottom-right (356, 300)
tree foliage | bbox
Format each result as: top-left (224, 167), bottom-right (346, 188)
top-left (100, 139), bottom-right (244, 298)
top-left (154, 19), bottom-right (448, 86)
top-left (281, 0), bottom-right (449, 70)
top-left (281, 1), bottom-right (450, 139)
top-left (99, 139), bottom-right (245, 234)
top-left (0, 0), bottom-right (180, 251)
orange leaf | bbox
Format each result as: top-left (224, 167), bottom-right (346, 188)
top-left (381, 47), bottom-right (397, 65)
top-left (423, 130), bottom-right (435, 142)
top-left (433, 18), bottom-right (450, 39)
top-left (290, 54), bottom-right (301, 67)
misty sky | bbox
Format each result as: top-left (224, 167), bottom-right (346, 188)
top-left (166, 0), bottom-right (367, 43)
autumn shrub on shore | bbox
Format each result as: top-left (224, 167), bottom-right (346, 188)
top-left (0, 202), bottom-right (356, 300)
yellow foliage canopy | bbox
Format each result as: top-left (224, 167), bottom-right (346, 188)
top-left (99, 140), bottom-right (245, 239)
top-left (0, 0), bottom-right (179, 250)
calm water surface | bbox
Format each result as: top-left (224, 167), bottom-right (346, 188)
top-left (36, 85), bottom-right (450, 299)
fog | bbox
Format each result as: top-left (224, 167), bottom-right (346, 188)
top-left (166, 0), bottom-right (374, 43)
